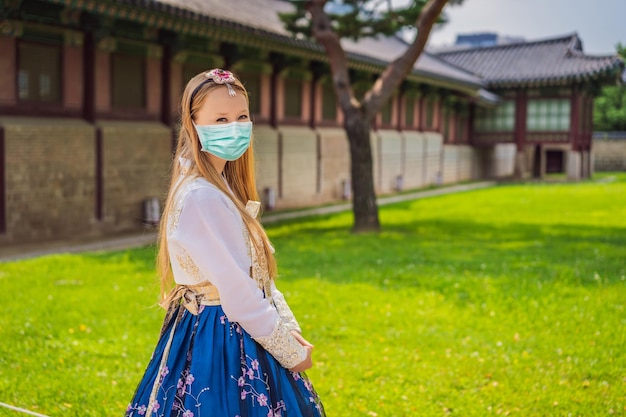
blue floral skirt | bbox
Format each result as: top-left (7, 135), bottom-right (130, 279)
top-left (125, 304), bottom-right (325, 417)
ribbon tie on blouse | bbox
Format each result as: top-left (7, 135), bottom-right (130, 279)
top-left (245, 200), bottom-right (261, 218)
top-left (159, 282), bottom-right (221, 315)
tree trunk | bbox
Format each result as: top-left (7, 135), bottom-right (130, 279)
top-left (344, 109), bottom-right (380, 232)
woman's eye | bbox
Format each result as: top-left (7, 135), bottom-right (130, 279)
top-left (216, 117), bottom-right (228, 122)
top-left (238, 114), bottom-right (249, 120)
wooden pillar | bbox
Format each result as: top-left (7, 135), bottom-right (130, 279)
top-left (81, 28), bottom-right (103, 220)
top-left (417, 95), bottom-right (424, 131)
top-left (570, 90), bottom-right (582, 179)
top-left (310, 63), bottom-right (324, 196)
top-left (514, 91), bottom-right (527, 152)
top-left (159, 35), bottom-right (176, 153)
top-left (514, 90), bottom-right (528, 178)
top-left (270, 56), bottom-right (284, 129)
top-left (396, 92), bottom-right (404, 131)
top-left (468, 104), bottom-right (475, 145)
top-left (83, 31), bottom-right (95, 123)
top-left (309, 63), bottom-right (325, 130)
top-left (160, 43), bottom-right (172, 126)
top-left (587, 96), bottom-right (593, 150)
top-left (433, 97), bottom-right (441, 131)
top-left (270, 69), bottom-right (278, 128)
top-left (570, 91), bottom-right (581, 151)
top-left (396, 90), bottom-right (406, 183)
top-left (449, 110), bottom-right (456, 144)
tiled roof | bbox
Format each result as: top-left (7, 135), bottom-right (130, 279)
top-left (155, 0), bottom-right (294, 37)
top-left (435, 33), bottom-right (625, 88)
top-left (341, 36), bottom-right (483, 88)
top-left (141, 0), bottom-right (487, 90)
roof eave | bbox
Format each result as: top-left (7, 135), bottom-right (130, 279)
top-left (487, 63), bottom-right (625, 89)
top-left (40, 0), bottom-right (486, 95)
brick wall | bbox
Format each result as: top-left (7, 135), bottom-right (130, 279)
top-left (403, 132), bottom-right (427, 189)
top-left (593, 138), bottom-right (626, 171)
top-left (476, 143), bottom-right (516, 179)
top-left (442, 145), bottom-right (460, 184)
top-left (377, 130), bottom-right (403, 193)
top-left (98, 121), bottom-right (172, 231)
top-left (254, 125), bottom-right (280, 206)
top-left (0, 117), bottom-right (514, 247)
top-left (442, 145), bottom-right (480, 184)
top-left (0, 117), bottom-right (96, 244)
top-left (318, 127), bottom-right (350, 201)
top-left (424, 133), bottom-right (444, 185)
top-left (278, 126), bottom-right (318, 207)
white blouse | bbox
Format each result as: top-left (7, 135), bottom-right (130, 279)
top-left (166, 174), bottom-right (306, 369)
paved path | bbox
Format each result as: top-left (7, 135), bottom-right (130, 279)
top-left (262, 181), bottom-right (496, 223)
top-left (0, 181), bottom-right (496, 262)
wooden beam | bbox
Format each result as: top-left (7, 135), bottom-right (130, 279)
top-left (82, 30), bottom-right (95, 123)
top-left (570, 91), bottom-right (581, 151)
top-left (514, 90), bottom-right (527, 152)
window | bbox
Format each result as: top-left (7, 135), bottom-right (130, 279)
top-left (17, 42), bottom-right (61, 103)
top-left (239, 72), bottom-right (261, 116)
top-left (321, 82), bottom-right (337, 121)
top-left (527, 99), bottom-right (571, 131)
top-left (405, 97), bottom-right (415, 127)
top-left (112, 53), bottom-right (145, 109)
top-left (380, 98), bottom-right (392, 125)
top-left (474, 101), bottom-right (515, 132)
top-left (283, 78), bottom-right (303, 118)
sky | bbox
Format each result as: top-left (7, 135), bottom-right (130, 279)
top-left (425, 0), bottom-right (626, 55)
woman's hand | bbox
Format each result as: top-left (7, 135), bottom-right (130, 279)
top-left (291, 331), bottom-right (314, 348)
top-left (289, 330), bottom-right (314, 372)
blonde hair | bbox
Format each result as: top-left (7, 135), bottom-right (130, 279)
top-left (157, 71), bottom-right (277, 301)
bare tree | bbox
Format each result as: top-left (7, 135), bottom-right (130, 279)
top-left (281, 0), bottom-right (454, 232)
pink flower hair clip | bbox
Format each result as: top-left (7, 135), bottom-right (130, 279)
top-left (205, 69), bottom-right (237, 96)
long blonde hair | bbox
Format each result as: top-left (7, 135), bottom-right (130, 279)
top-left (157, 71), bottom-right (277, 301)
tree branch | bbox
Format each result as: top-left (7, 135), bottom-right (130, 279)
top-left (363, 0), bottom-right (449, 118)
top-left (307, 0), bottom-right (356, 113)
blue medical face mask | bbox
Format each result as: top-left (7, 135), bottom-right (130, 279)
top-left (193, 121), bottom-right (253, 161)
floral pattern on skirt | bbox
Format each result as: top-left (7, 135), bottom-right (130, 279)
top-left (126, 305), bottom-right (324, 417)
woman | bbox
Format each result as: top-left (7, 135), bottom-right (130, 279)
top-left (126, 69), bottom-right (324, 417)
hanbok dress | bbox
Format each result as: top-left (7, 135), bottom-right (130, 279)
top-left (125, 168), bottom-right (325, 417)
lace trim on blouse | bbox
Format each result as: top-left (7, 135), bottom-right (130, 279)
top-left (273, 289), bottom-right (302, 333)
top-left (254, 318), bottom-right (308, 369)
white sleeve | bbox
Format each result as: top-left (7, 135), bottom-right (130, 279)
top-left (271, 281), bottom-right (302, 334)
top-left (171, 187), bottom-right (306, 368)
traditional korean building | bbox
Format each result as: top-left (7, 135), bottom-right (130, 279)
top-left (0, 0), bottom-right (623, 247)
top-left (436, 34), bottom-right (624, 179)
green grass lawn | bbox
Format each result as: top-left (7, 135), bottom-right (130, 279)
top-left (1, 174), bottom-right (625, 416)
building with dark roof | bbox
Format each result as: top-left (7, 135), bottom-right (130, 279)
top-left (0, 0), bottom-right (623, 247)
top-left (438, 33), bottom-right (622, 88)
top-left (437, 33), bottom-right (624, 178)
